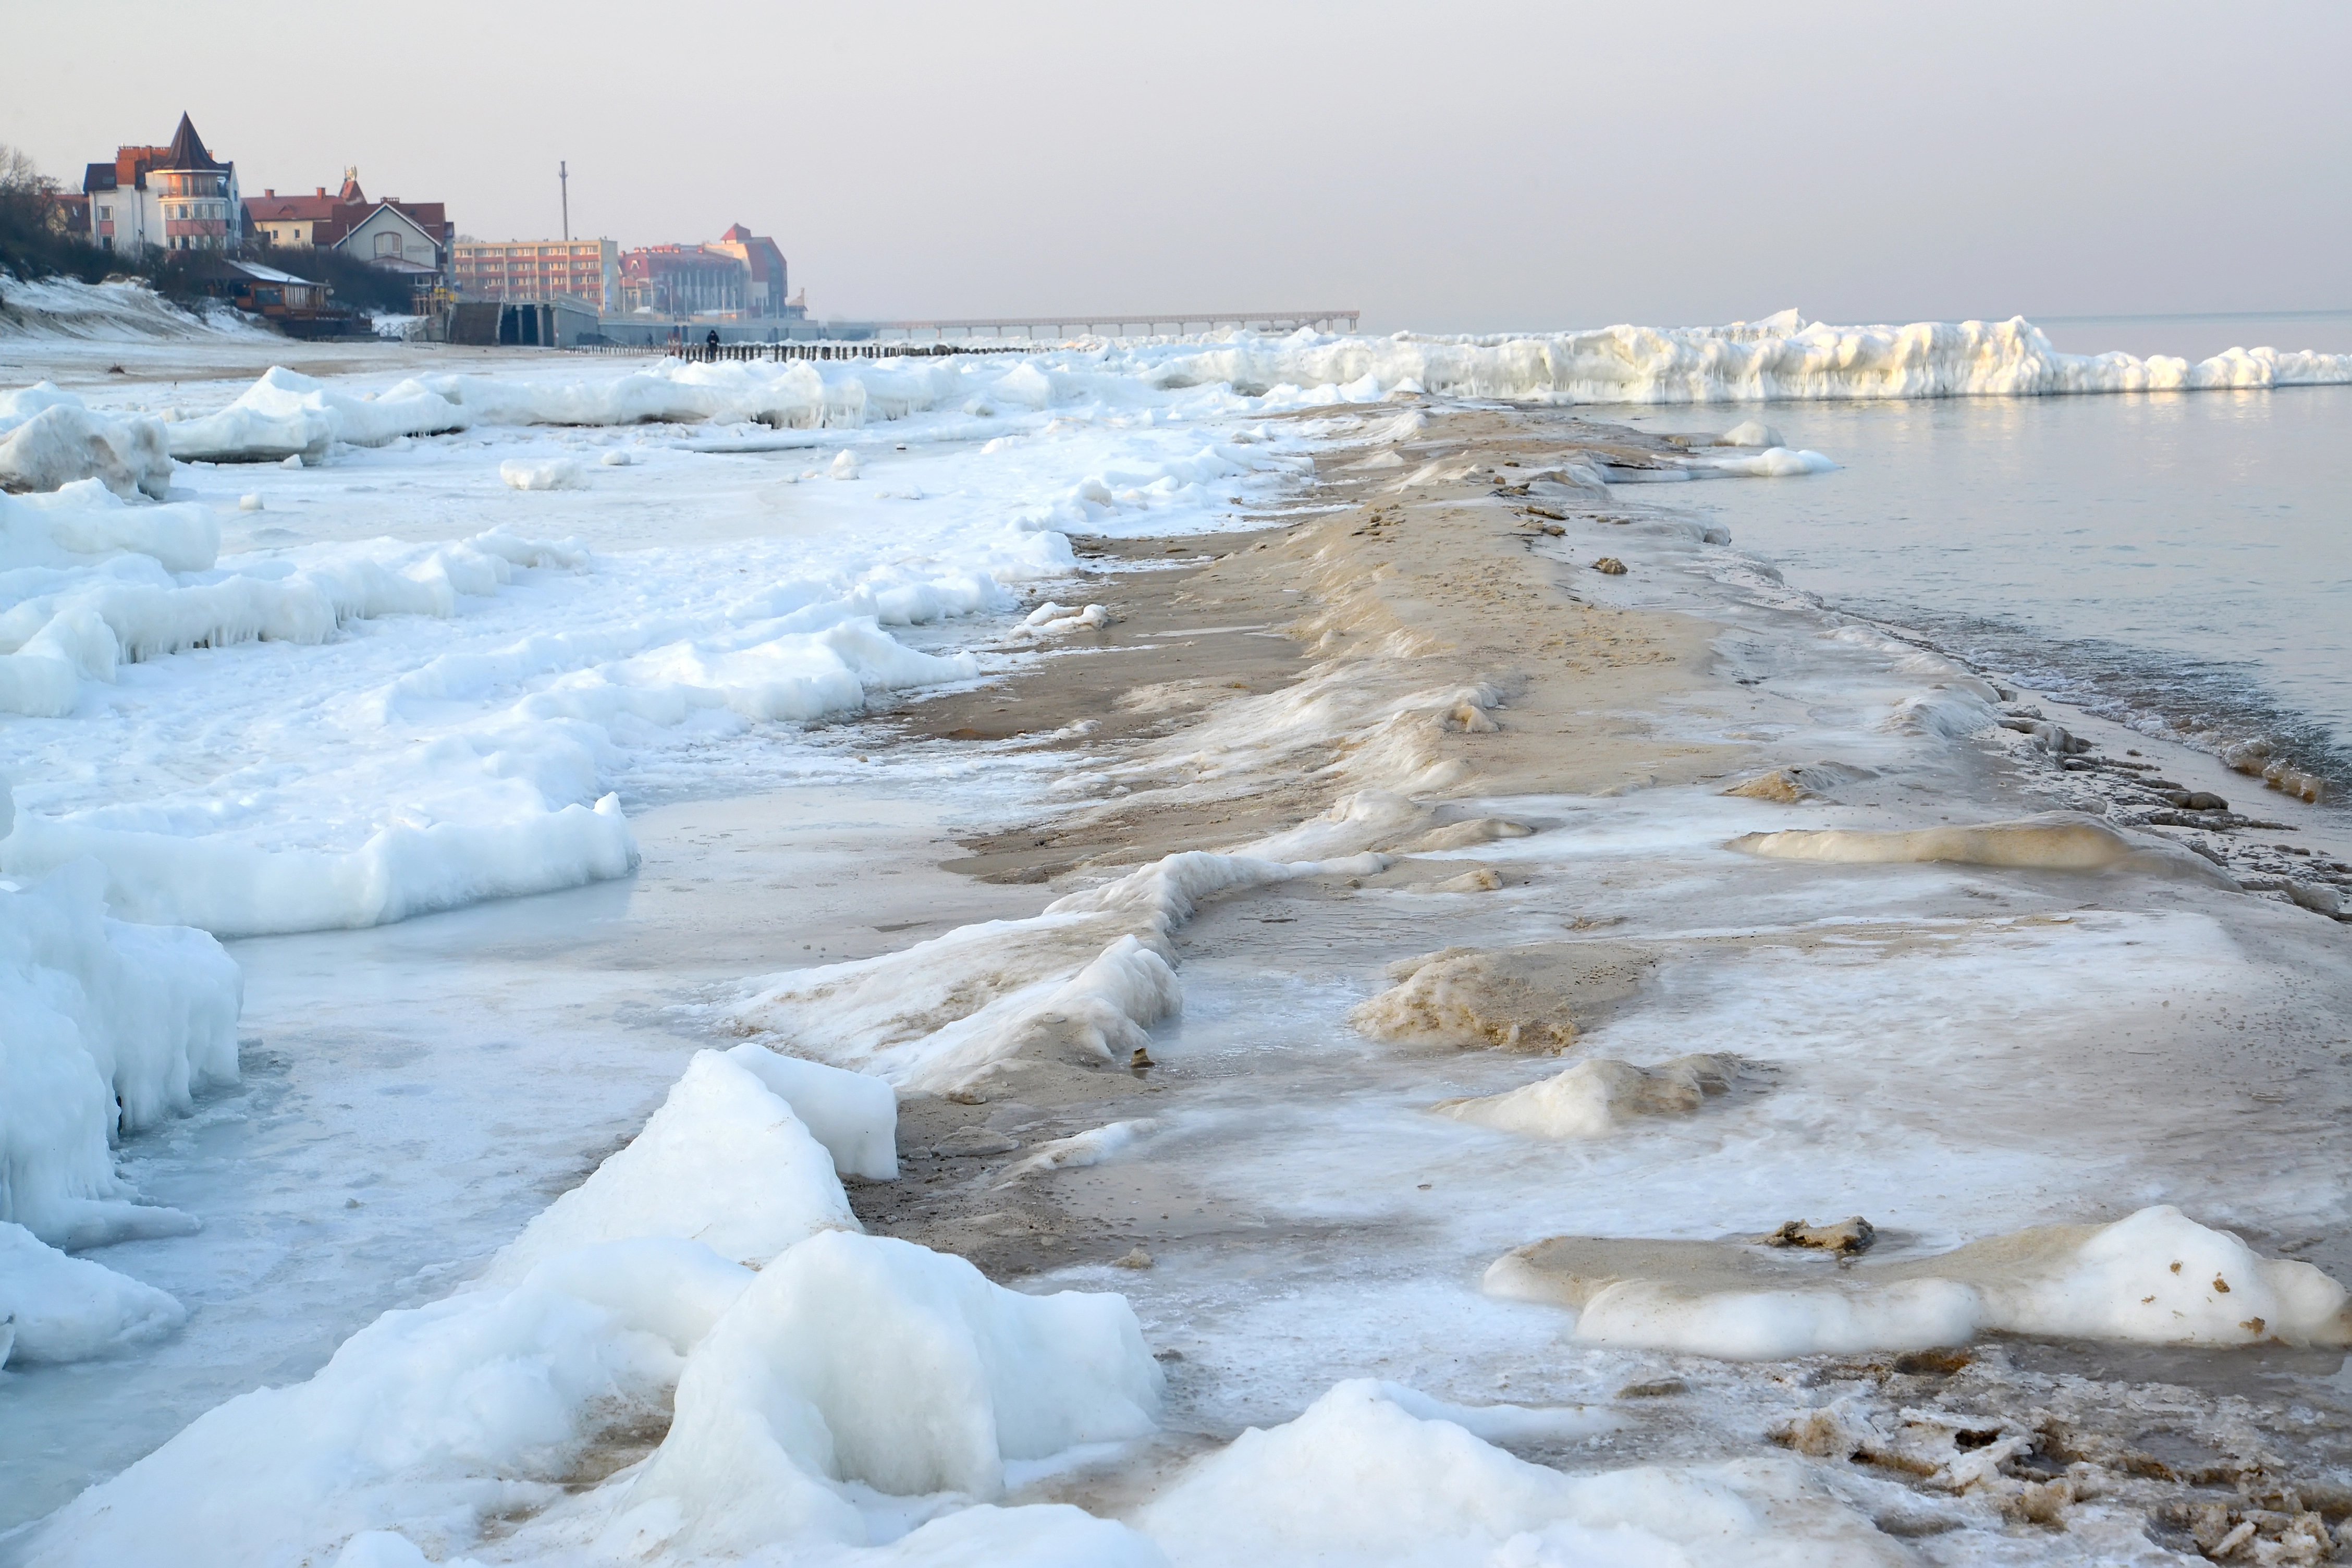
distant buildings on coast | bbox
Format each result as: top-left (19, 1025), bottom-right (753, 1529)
top-left (66, 112), bottom-right (802, 337)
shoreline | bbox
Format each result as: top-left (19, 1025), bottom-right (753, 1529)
top-left (13, 374), bottom-right (2352, 1561)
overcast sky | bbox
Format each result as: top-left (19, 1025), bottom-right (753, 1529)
top-left (10, 1), bottom-right (2347, 333)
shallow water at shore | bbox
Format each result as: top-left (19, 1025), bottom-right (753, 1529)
top-left (1659, 385), bottom-right (2352, 795)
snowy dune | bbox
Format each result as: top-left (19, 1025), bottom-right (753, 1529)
top-left (5, 312), bottom-right (2352, 1564)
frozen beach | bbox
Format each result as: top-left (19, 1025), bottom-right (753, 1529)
top-left (5, 295), bottom-right (2352, 1566)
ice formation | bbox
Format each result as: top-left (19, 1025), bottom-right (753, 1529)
top-left (1137, 1380), bottom-right (1899, 1567)
top-left (0, 1222), bottom-right (187, 1366)
top-left (20, 1042), bottom-right (1158, 1568)
top-left (0, 858), bottom-right (240, 1249)
top-left (0, 385), bottom-right (173, 499)
top-left (1486, 1206), bottom-right (2352, 1359)
top-left (734, 848), bottom-right (1384, 1092)
top-left (476, 1050), bottom-right (863, 1287)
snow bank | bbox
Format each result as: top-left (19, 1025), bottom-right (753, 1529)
top-left (1486, 1206), bottom-right (2352, 1358)
top-left (1730, 811), bottom-right (2235, 885)
top-left (0, 859), bottom-right (240, 1250)
top-left (733, 849), bottom-right (1385, 1092)
top-left (1139, 1380), bottom-right (1898, 1568)
top-left (0, 276), bottom-right (276, 343)
top-left (0, 386), bottom-right (173, 499)
top-left (478, 1050), bottom-right (861, 1287)
top-left (0, 1221), bottom-right (186, 1366)
top-left (624, 1230), bottom-right (1159, 1555)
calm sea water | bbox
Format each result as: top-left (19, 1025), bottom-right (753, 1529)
top-left (1642, 379), bottom-right (2352, 798)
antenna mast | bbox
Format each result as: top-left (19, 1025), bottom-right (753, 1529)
top-left (559, 161), bottom-right (569, 242)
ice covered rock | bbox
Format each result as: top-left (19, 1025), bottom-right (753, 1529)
top-left (479, 1049), bottom-right (860, 1285)
top-left (1350, 942), bottom-right (1651, 1052)
top-left (1018, 600), bottom-right (1109, 635)
top-left (0, 391), bottom-right (174, 499)
top-left (0, 1221), bottom-right (186, 1365)
top-left (829, 448), bottom-right (860, 480)
top-left (1435, 1054), bottom-right (1748, 1139)
top-left (1485, 1206), bottom-right (2352, 1359)
top-left (0, 860), bottom-right (240, 1248)
top-left (1003, 1118), bottom-right (1158, 1178)
top-left (623, 1230), bottom-right (1159, 1554)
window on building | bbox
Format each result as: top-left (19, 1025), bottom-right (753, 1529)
top-left (376, 232), bottom-right (402, 257)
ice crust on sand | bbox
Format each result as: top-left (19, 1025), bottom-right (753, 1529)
top-left (478, 1050), bottom-right (861, 1287)
top-left (0, 386), bottom-right (173, 499)
top-left (0, 1221), bottom-right (187, 1366)
top-left (1730, 811), bottom-right (2236, 885)
top-left (1486, 1206), bottom-right (2352, 1359)
top-left (1138, 1380), bottom-right (1899, 1568)
top-left (1436, 1054), bottom-right (1749, 1139)
top-left (734, 848), bottom-right (1383, 1091)
top-left (1351, 942), bottom-right (1651, 1052)
top-left (0, 859), bottom-right (240, 1249)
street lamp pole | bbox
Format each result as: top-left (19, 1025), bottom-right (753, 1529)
top-left (559, 161), bottom-right (569, 243)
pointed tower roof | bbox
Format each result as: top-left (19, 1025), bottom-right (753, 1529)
top-left (162, 113), bottom-right (225, 171)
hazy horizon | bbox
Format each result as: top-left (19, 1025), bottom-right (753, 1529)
top-left (9, 1), bottom-right (2348, 335)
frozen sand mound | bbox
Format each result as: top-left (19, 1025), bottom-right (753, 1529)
top-left (1350, 942), bottom-right (1652, 1052)
top-left (1, 385), bottom-right (173, 499)
top-left (1730, 811), bottom-right (2236, 885)
top-left (1139, 1380), bottom-right (1900, 1568)
top-left (1436, 1054), bottom-right (1751, 1139)
top-left (1486, 1206), bottom-right (2352, 1359)
top-left (0, 860), bottom-right (240, 1250)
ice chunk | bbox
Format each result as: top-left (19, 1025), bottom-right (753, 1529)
top-left (0, 1221), bottom-right (186, 1365)
top-left (628, 1229), bottom-right (1159, 1553)
top-left (1005, 1118), bottom-right (1158, 1178)
top-left (829, 448), bottom-right (860, 480)
top-left (480, 1049), bottom-right (859, 1285)
top-left (722, 1042), bottom-right (899, 1181)
top-left (0, 394), bottom-right (174, 499)
top-left (0, 861), bottom-right (239, 1248)
top-left (1018, 600), bottom-right (1109, 635)
top-left (497, 457), bottom-right (586, 491)
top-left (1486, 1206), bottom-right (2352, 1358)
top-left (166, 367), bottom-right (464, 462)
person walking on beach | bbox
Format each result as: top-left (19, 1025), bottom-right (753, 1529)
top-left (706, 328), bottom-right (720, 361)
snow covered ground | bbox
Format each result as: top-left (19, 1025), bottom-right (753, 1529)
top-left (5, 303), bottom-right (2350, 1564)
